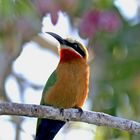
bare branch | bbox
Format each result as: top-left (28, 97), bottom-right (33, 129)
top-left (0, 102), bottom-right (140, 134)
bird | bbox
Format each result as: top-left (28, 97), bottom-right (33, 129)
top-left (35, 32), bottom-right (90, 140)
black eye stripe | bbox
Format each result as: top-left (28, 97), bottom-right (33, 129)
top-left (72, 43), bottom-right (85, 57)
top-left (64, 40), bottom-right (85, 57)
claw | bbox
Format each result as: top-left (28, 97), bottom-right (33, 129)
top-left (59, 108), bottom-right (64, 116)
top-left (73, 107), bottom-right (83, 117)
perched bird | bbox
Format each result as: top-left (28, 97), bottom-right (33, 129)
top-left (35, 32), bottom-right (90, 140)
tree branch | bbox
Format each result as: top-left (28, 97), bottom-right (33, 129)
top-left (0, 102), bottom-right (140, 134)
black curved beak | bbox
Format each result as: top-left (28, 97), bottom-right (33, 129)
top-left (46, 32), bottom-right (66, 45)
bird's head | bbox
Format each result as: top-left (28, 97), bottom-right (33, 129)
top-left (46, 32), bottom-right (88, 62)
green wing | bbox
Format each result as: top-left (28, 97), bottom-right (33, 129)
top-left (36, 70), bottom-right (57, 132)
top-left (41, 70), bottom-right (57, 105)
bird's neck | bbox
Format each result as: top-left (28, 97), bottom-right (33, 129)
top-left (59, 48), bottom-right (82, 63)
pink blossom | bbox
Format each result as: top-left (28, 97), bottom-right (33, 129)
top-left (98, 11), bottom-right (121, 32)
top-left (79, 10), bottom-right (100, 38)
top-left (33, 0), bottom-right (60, 25)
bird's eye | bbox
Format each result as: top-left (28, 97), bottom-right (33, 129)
top-left (73, 43), bottom-right (79, 48)
top-left (71, 42), bottom-right (85, 57)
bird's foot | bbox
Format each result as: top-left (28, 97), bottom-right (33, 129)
top-left (59, 108), bottom-right (64, 116)
top-left (73, 106), bottom-right (83, 117)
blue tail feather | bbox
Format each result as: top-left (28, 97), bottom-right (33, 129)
top-left (35, 119), bottom-right (65, 140)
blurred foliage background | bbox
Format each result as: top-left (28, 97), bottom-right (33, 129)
top-left (0, 0), bottom-right (140, 140)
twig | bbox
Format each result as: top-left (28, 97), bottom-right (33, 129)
top-left (0, 102), bottom-right (140, 134)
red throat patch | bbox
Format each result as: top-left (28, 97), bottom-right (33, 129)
top-left (60, 48), bottom-right (82, 62)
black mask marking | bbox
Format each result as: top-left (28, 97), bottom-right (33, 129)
top-left (65, 40), bottom-right (85, 58)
